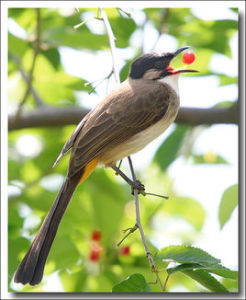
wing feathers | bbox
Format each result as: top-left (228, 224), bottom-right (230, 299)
top-left (66, 79), bottom-right (173, 177)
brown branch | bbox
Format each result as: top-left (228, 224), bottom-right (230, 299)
top-left (176, 103), bottom-right (238, 125)
top-left (8, 104), bottom-right (238, 131)
top-left (8, 106), bottom-right (88, 131)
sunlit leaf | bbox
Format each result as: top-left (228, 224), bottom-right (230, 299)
top-left (162, 195), bottom-right (206, 230)
top-left (112, 273), bottom-right (151, 292)
top-left (218, 184), bottom-right (238, 229)
top-left (167, 262), bottom-right (238, 279)
top-left (192, 152), bottom-right (229, 165)
top-left (156, 245), bottom-right (221, 266)
top-left (182, 269), bottom-right (228, 292)
top-left (8, 33), bottom-right (30, 58)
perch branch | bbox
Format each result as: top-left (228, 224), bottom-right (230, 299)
top-left (8, 104), bottom-right (238, 131)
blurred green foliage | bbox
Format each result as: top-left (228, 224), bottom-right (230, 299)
top-left (8, 7), bottom-right (238, 292)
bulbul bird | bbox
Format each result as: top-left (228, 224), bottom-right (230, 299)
top-left (14, 46), bottom-right (197, 285)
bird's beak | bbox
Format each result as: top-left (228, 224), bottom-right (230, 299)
top-left (168, 46), bottom-right (198, 74)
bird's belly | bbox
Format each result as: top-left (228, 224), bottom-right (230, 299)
top-left (100, 104), bottom-right (179, 167)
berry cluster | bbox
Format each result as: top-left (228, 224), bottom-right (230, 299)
top-left (89, 230), bottom-right (131, 262)
top-left (89, 230), bottom-right (103, 261)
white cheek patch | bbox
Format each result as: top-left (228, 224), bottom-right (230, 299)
top-left (158, 74), bottom-right (180, 95)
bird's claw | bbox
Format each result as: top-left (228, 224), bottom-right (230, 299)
top-left (131, 180), bottom-right (146, 195)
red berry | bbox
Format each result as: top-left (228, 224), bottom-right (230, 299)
top-left (90, 250), bottom-right (100, 261)
top-left (121, 246), bottom-right (130, 256)
top-left (182, 51), bottom-right (196, 65)
top-left (91, 230), bottom-right (101, 241)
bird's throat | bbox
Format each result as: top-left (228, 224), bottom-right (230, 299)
top-left (158, 74), bottom-right (179, 95)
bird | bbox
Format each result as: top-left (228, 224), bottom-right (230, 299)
top-left (14, 46), bottom-right (198, 285)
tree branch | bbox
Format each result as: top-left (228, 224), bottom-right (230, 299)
top-left (8, 104), bottom-right (238, 131)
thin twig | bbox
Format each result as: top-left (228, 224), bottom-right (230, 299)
top-left (85, 70), bottom-right (113, 94)
top-left (127, 157), bottom-right (164, 291)
top-left (163, 274), bottom-right (170, 292)
top-left (117, 224), bottom-right (138, 246)
top-left (15, 8), bottom-right (41, 117)
top-left (11, 54), bottom-right (44, 107)
top-left (99, 8), bottom-right (120, 85)
top-left (151, 8), bottom-right (170, 52)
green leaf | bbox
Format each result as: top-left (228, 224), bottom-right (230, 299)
top-left (161, 195), bottom-right (206, 230)
top-left (182, 269), bottom-right (228, 292)
top-left (230, 8), bottom-right (238, 13)
top-left (109, 15), bottom-right (137, 48)
top-left (48, 235), bottom-right (80, 270)
top-left (8, 236), bottom-right (30, 284)
top-left (218, 74), bottom-right (238, 86)
top-left (154, 125), bottom-right (189, 171)
top-left (167, 262), bottom-right (238, 280)
top-left (88, 169), bottom-right (128, 243)
top-left (112, 273), bottom-right (151, 292)
top-left (221, 277), bottom-right (238, 292)
top-left (8, 33), bottom-right (30, 58)
top-left (206, 265), bottom-right (238, 280)
top-left (120, 59), bottom-right (131, 82)
top-left (42, 26), bottom-right (109, 50)
top-left (41, 48), bottom-right (61, 70)
top-left (156, 245), bottom-right (221, 266)
top-left (218, 184), bottom-right (238, 229)
top-left (192, 153), bottom-right (229, 165)
top-left (59, 268), bottom-right (87, 292)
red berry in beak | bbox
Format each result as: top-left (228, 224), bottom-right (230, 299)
top-left (182, 51), bottom-right (196, 65)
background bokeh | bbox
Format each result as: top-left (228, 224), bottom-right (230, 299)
top-left (7, 6), bottom-right (238, 292)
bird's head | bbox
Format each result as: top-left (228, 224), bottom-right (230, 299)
top-left (129, 46), bottom-right (198, 81)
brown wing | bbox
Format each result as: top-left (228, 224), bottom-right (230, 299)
top-left (67, 79), bottom-right (174, 178)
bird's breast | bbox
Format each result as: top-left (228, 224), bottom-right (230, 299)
top-left (100, 97), bottom-right (180, 167)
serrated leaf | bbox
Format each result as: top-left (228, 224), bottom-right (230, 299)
top-left (182, 269), bottom-right (228, 292)
top-left (206, 265), bottom-right (238, 280)
top-left (218, 184), bottom-right (238, 229)
top-left (112, 273), bottom-right (151, 292)
top-left (154, 125), bottom-right (189, 171)
top-left (156, 245), bottom-right (220, 266)
top-left (167, 262), bottom-right (238, 280)
top-left (167, 262), bottom-right (203, 275)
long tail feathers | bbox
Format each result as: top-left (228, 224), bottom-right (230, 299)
top-left (14, 169), bottom-right (84, 286)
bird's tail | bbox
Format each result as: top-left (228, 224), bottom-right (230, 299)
top-left (14, 169), bottom-right (84, 286)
